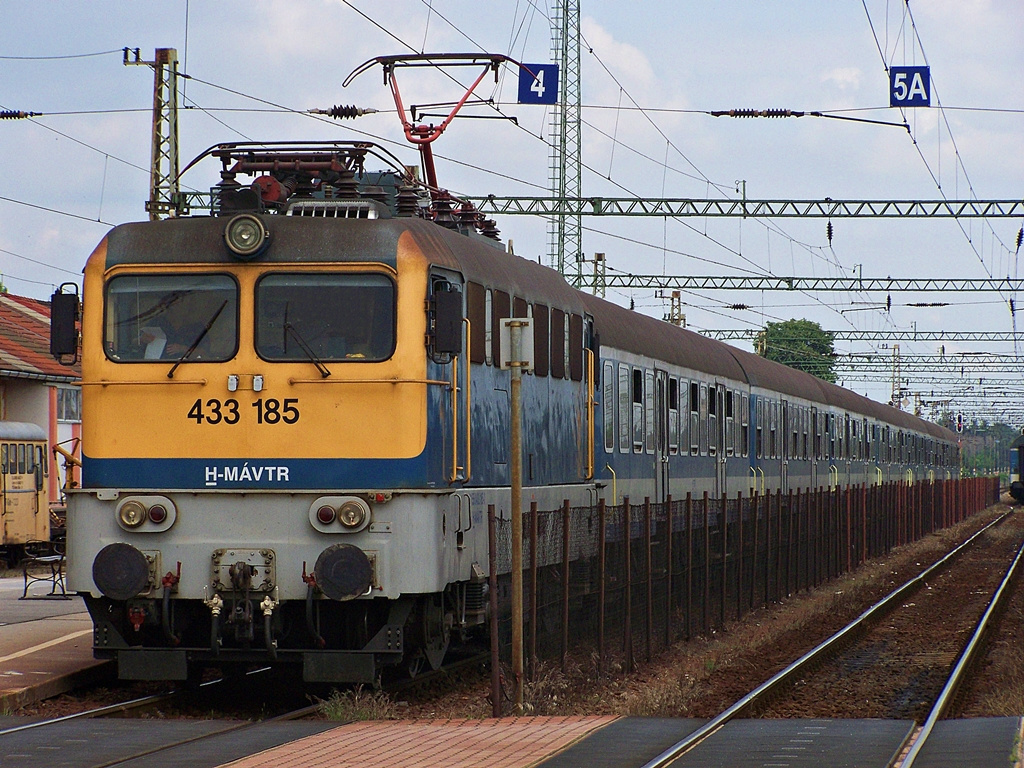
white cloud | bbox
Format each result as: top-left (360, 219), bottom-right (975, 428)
top-left (821, 67), bottom-right (863, 91)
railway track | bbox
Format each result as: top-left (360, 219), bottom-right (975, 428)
top-left (0, 646), bottom-right (490, 768)
top-left (0, 669), bottom-right (325, 768)
top-left (641, 508), bottom-right (1024, 768)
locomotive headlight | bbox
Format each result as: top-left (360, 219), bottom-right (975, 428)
top-left (118, 500), bottom-right (147, 528)
top-left (309, 495), bottom-right (370, 533)
top-left (338, 500), bottom-right (367, 529)
top-left (115, 496), bottom-right (177, 532)
top-left (224, 213), bottom-right (269, 260)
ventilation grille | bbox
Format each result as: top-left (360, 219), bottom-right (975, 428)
top-left (286, 200), bottom-right (382, 219)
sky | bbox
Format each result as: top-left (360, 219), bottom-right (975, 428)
top-left (1, 1), bottom-right (1021, 417)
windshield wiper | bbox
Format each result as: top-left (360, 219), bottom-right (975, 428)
top-left (167, 300), bottom-right (228, 379)
top-left (283, 322), bottom-right (332, 378)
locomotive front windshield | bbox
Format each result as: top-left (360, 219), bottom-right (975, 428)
top-left (104, 274), bottom-right (238, 362)
top-left (255, 273), bottom-right (396, 362)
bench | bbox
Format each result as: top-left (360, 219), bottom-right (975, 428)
top-left (20, 543), bottom-right (69, 600)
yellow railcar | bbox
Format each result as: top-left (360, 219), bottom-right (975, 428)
top-left (0, 421), bottom-right (49, 567)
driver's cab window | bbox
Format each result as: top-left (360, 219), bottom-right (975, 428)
top-left (255, 272), bottom-right (396, 362)
top-left (104, 274), bottom-right (238, 362)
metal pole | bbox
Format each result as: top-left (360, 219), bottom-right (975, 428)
top-left (529, 500), bottom-right (538, 681)
top-left (488, 504), bottom-right (500, 717)
top-left (562, 499), bottom-right (571, 672)
top-left (644, 497), bottom-right (652, 662)
top-left (598, 499), bottom-right (606, 677)
top-left (509, 320), bottom-right (524, 713)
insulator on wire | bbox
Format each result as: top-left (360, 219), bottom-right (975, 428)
top-left (0, 110), bottom-right (39, 120)
top-left (308, 105), bottom-right (379, 120)
top-left (886, 294), bottom-right (892, 313)
top-left (1016, 227), bottom-right (1023, 254)
top-left (711, 108), bottom-right (800, 118)
top-left (728, 303), bottom-right (750, 310)
top-left (826, 221), bottom-right (833, 244)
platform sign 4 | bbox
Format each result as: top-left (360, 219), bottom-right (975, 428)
top-left (890, 66), bottom-right (930, 107)
top-left (518, 63), bottom-right (559, 105)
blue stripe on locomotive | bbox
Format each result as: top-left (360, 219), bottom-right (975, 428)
top-left (82, 454), bottom-right (433, 490)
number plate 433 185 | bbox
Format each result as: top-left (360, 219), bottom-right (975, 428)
top-left (188, 398), bottom-right (300, 425)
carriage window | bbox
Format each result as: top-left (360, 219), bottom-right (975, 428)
top-left (1, 445), bottom-right (6, 474)
top-left (105, 274), bottom-right (238, 362)
top-left (603, 362), bottom-right (615, 453)
top-left (514, 298), bottom-right (530, 375)
top-left (5, 444), bottom-right (13, 474)
top-left (569, 314), bottom-right (584, 381)
top-left (485, 289), bottom-right (494, 365)
top-left (490, 290), bottom-right (511, 365)
top-left (533, 304), bottom-right (549, 377)
top-left (550, 310), bottom-right (566, 379)
top-left (699, 383), bottom-right (709, 456)
top-left (756, 399), bottom-right (764, 459)
top-left (632, 369), bottom-right (644, 453)
top-left (725, 390), bottom-right (734, 457)
top-left (644, 369), bottom-right (655, 454)
top-left (256, 273), bottom-right (394, 362)
top-left (17, 444), bottom-right (25, 474)
top-left (25, 444), bottom-right (34, 474)
top-left (467, 282), bottom-right (486, 364)
top-left (708, 385), bottom-right (717, 457)
top-left (688, 382), bottom-right (698, 455)
top-left (740, 393), bottom-right (749, 458)
top-left (668, 378), bottom-right (679, 455)
top-left (618, 365), bottom-right (631, 453)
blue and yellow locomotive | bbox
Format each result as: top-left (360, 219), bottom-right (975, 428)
top-left (50, 140), bottom-right (959, 683)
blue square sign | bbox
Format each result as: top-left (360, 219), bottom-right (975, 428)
top-left (890, 66), bottom-right (930, 107)
top-left (518, 63), bottom-right (559, 105)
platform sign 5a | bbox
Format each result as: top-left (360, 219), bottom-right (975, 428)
top-left (890, 66), bottom-right (930, 107)
top-left (518, 63), bottom-right (559, 105)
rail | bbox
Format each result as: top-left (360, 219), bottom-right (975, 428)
top-left (639, 508), bottom-right (1012, 768)
top-left (900, 535), bottom-right (1024, 767)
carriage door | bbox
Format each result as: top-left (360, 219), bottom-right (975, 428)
top-left (781, 400), bottom-right (790, 495)
top-left (655, 369), bottom-right (670, 502)
top-left (432, 272), bottom-right (468, 486)
top-left (713, 383), bottom-right (727, 496)
top-left (810, 406), bottom-right (819, 490)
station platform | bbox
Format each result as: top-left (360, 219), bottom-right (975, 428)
top-left (0, 576), bottom-right (110, 711)
top-left (213, 716), bottom-right (1024, 768)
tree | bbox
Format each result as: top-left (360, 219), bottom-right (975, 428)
top-left (755, 318), bottom-right (837, 383)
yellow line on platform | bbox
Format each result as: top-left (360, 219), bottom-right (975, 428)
top-left (0, 629), bottom-right (92, 664)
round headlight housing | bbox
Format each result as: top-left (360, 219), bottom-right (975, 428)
top-left (224, 214), bottom-right (269, 260)
top-left (147, 504), bottom-right (168, 525)
top-left (338, 500), bottom-right (367, 529)
top-left (118, 500), bottom-right (147, 528)
top-left (316, 505), bottom-right (337, 525)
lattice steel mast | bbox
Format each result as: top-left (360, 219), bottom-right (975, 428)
top-left (125, 48), bottom-right (180, 221)
top-left (549, 1), bottom-right (582, 285)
